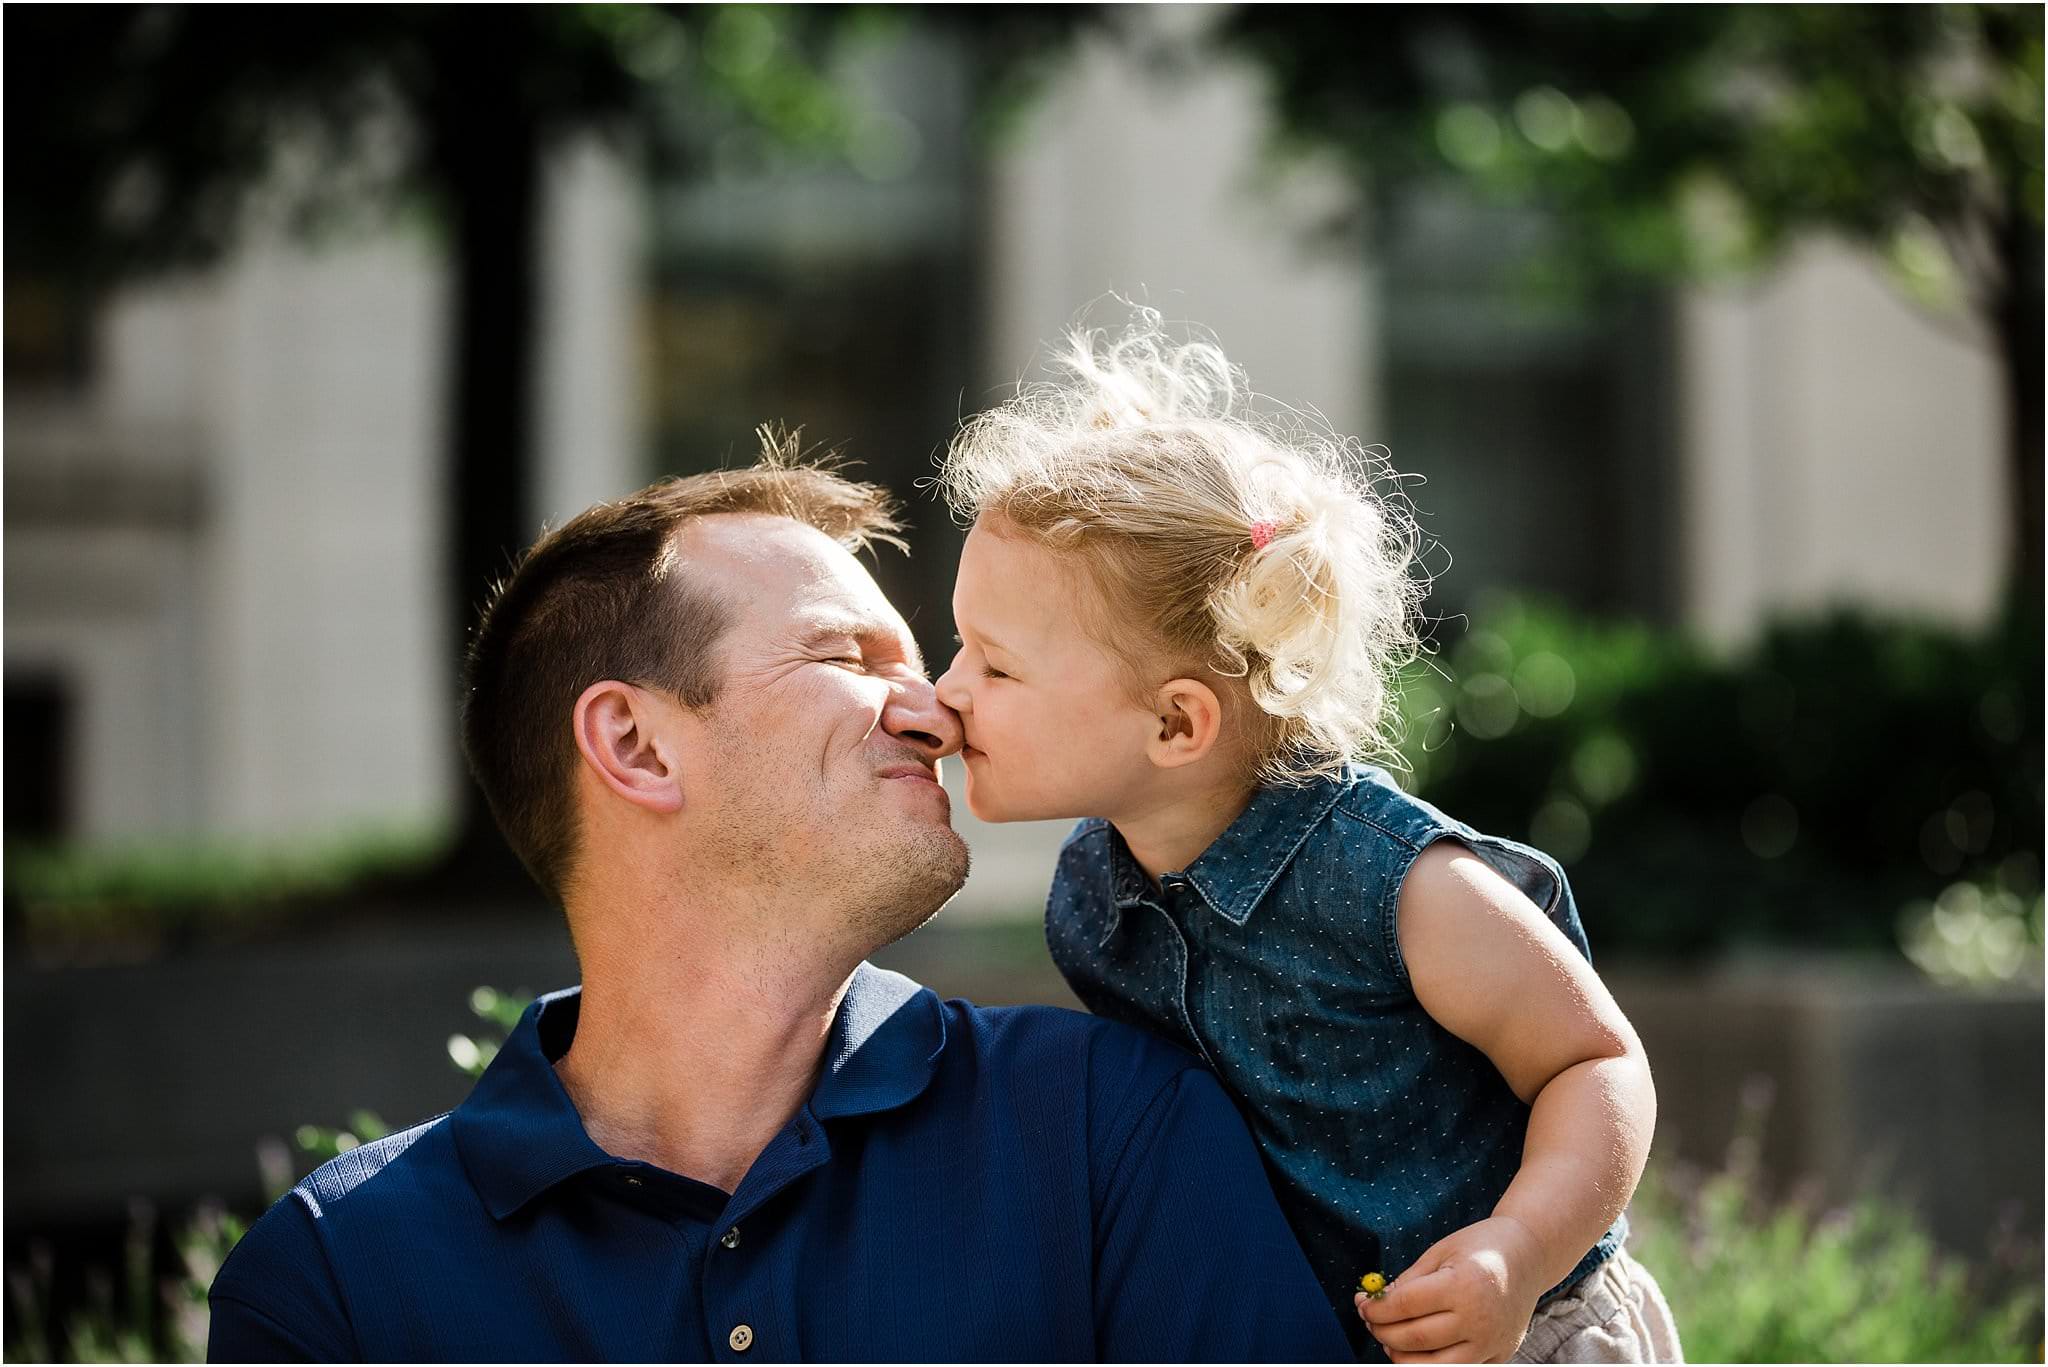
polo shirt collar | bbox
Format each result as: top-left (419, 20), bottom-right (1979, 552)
top-left (1107, 770), bottom-right (1348, 928)
top-left (808, 961), bottom-right (948, 1121)
top-left (451, 964), bottom-right (945, 1220)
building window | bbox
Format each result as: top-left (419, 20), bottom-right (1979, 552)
top-left (1380, 192), bottom-right (1679, 623)
top-left (6, 672), bottom-right (74, 841)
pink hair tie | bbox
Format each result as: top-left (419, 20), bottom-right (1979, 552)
top-left (1249, 520), bottom-right (1278, 551)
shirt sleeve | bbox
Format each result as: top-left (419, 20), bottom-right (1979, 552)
top-left (1091, 1066), bottom-right (1354, 1363)
top-left (207, 1191), bottom-right (359, 1363)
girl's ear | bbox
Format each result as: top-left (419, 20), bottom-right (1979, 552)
top-left (572, 680), bottom-right (684, 814)
top-left (1146, 677), bottom-right (1225, 770)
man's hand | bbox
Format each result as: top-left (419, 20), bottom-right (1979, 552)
top-left (1354, 1216), bottom-right (1544, 1364)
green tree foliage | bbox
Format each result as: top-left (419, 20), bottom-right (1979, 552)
top-left (3, 5), bottom-right (1091, 887)
top-left (1216, 4), bottom-right (2045, 586)
top-left (1395, 596), bottom-right (2043, 957)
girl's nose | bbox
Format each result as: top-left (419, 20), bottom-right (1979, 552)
top-left (934, 650), bottom-right (972, 714)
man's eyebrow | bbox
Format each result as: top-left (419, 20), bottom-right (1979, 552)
top-left (799, 617), bottom-right (926, 674)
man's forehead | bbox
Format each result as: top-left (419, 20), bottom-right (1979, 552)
top-left (679, 513), bottom-right (915, 651)
top-left (678, 514), bottom-right (865, 596)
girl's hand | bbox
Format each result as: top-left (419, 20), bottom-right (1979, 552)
top-left (1354, 1216), bottom-right (1543, 1364)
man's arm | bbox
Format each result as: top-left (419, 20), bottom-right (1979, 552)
top-left (1092, 1065), bottom-right (1353, 1363)
top-left (208, 1192), bottom-right (360, 1363)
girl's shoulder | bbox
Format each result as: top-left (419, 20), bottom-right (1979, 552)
top-left (1314, 767), bottom-right (1571, 922)
top-left (1324, 765), bottom-right (1460, 851)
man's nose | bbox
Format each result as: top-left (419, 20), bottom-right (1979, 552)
top-left (885, 673), bottom-right (964, 759)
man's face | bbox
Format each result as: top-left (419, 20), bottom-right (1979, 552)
top-left (935, 518), bottom-right (1162, 824)
top-left (678, 514), bottom-right (967, 947)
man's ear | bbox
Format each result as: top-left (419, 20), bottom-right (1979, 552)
top-left (572, 681), bottom-right (684, 814)
top-left (1145, 677), bottom-right (1225, 770)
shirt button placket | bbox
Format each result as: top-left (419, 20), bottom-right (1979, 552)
top-left (709, 1216), bottom-right (755, 1357)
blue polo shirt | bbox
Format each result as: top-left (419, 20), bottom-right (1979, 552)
top-left (208, 963), bottom-right (1352, 1362)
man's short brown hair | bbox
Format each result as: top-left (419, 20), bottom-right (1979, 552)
top-left (461, 429), bottom-right (905, 900)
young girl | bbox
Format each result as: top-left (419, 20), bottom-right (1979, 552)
top-left (933, 313), bottom-right (1680, 1364)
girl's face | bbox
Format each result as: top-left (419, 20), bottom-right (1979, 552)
top-left (935, 519), bottom-right (1163, 824)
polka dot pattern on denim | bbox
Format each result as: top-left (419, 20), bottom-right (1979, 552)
top-left (1045, 766), bottom-right (1626, 1363)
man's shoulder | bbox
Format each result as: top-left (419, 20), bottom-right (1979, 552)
top-left (292, 1113), bottom-right (463, 1217)
top-left (216, 1115), bottom-right (461, 1284)
top-left (208, 1116), bottom-right (461, 1358)
top-left (935, 995), bottom-right (1208, 1100)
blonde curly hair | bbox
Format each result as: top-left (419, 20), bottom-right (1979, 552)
top-left (938, 307), bottom-right (1426, 785)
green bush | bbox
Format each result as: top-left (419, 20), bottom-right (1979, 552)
top-left (4, 820), bottom-right (449, 959)
top-left (1395, 596), bottom-right (2044, 960)
top-left (4, 1201), bottom-right (243, 1366)
top-left (1630, 1099), bottom-right (2042, 1362)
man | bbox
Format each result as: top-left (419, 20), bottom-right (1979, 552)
top-left (207, 437), bottom-right (1351, 1363)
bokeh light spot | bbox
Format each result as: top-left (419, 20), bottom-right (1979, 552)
top-left (1741, 794), bottom-right (1798, 859)
top-left (1978, 687), bottom-right (2019, 742)
top-left (1513, 86), bottom-right (1576, 153)
top-left (1437, 103), bottom-right (1503, 169)
top-left (1920, 810), bottom-right (1965, 874)
top-left (622, 16), bottom-right (690, 84)
top-left (1576, 96), bottom-right (1635, 159)
top-left (705, 7), bottom-right (779, 80)
top-left (1571, 732), bottom-right (1638, 806)
top-left (1457, 673), bottom-right (1519, 740)
top-left (1512, 651), bottom-right (1576, 718)
top-left (849, 111), bottom-right (923, 182)
top-left (1530, 796), bottom-right (1592, 864)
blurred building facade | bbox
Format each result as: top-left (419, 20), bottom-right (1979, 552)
top-left (4, 26), bottom-right (2011, 863)
top-left (5, 146), bottom-right (641, 849)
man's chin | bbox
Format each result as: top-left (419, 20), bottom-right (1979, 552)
top-left (861, 827), bottom-right (970, 950)
top-left (927, 826), bottom-right (971, 897)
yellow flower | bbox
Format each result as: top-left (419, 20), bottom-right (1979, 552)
top-left (1358, 1272), bottom-right (1387, 1298)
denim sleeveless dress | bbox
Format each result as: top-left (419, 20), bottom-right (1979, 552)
top-left (1046, 765), bottom-right (1625, 1363)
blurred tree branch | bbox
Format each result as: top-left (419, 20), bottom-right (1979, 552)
top-left (5, 3), bottom-right (1092, 893)
top-left (1210, 3), bottom-right (2043, 599)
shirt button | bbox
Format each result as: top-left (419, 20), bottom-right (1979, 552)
top-left (720, 1226), bottom-right (741, 1249)
top-left (728, 1324), bottom-right (754, 1353)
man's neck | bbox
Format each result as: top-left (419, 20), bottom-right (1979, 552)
top-left (552, 921), bottom-right (859, 1194)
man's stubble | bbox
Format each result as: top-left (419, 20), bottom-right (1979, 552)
top-left (699, 773), bottom-right (971, 958)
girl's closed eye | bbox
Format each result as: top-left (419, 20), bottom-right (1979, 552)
top-left (953, 632), bottom-right (1011, 681)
